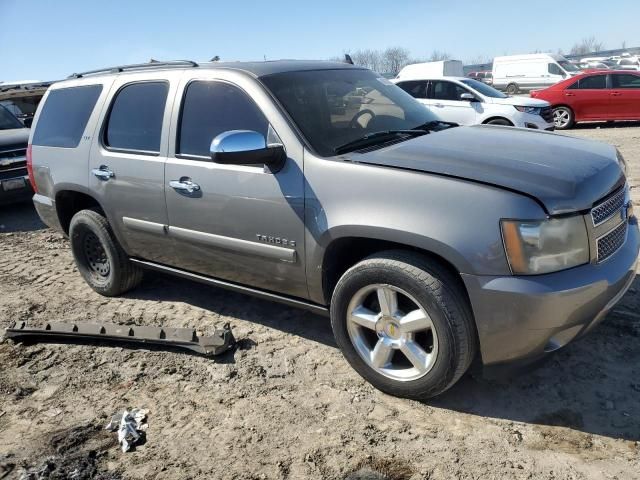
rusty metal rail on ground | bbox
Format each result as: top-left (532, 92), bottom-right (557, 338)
top-left (3, 321), bottom-right (235, 356)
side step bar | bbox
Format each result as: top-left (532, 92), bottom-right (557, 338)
top-left (4, 321), bottom-right (235, 356)
top-left (130, 258), bottom-right (330, 316)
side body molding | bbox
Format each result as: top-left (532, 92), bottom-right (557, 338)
top-left (122, 217), bottom-right (296, 263)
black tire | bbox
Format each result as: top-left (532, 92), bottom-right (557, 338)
top-left (505, 83), bottom-right (519, 95)
top-left (552, 106), bottom-right (575, 130)
top-left (486, 118), bottom-right (513, 126)
top-left (330, 250), bottom-right (477, 399)
top-left (69, 209), bottom-right (143, 296)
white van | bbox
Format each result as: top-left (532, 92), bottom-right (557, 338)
top-left (492, 54), bottom-right (580, 94)
top-left (395, 60), bottom-right (463, 80)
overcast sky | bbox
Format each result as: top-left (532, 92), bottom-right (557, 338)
top-left (1, 0), bottom-right (638, 81)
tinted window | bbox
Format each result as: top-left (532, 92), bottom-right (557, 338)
top-left (397, 81), bottom-right (427, 99)
top-left (578, 75), bottom-right (607, 89)
top-left (178, 81), bottom-right (268, 158)
top-left (612, 74), bottom-right (640, 89)
top-left (105, 82), bottom-right (168, 153)
top-left (431, 81), bottom-right (470, 101)
top-left (32, 85), bottom-right (102, 148)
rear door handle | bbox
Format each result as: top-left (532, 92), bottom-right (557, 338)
top-left (170, 177), bottom-right (201, 194)
top-left (610, 92), bottom-right (622, 96)
top-left (92, 165), bottom-right (114, 181)
top-left (434, 103), bottom-right (444, 108)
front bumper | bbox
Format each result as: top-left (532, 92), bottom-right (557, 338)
top-left (512, 112), bottom-right (554, 131)
top-left (462, 218), bottom-right (639, 367)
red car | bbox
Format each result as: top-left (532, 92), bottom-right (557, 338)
top-left (530, 70), bottom-right (640, 129)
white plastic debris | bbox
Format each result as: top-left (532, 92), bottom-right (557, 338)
top-left (105, 408), bottom-right (149, 452)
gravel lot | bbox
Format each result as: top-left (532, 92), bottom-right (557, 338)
top-left (1, 123), bottom-right (640, 480)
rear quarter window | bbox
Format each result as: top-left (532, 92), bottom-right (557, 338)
top-left (32, 85), bottom-right (102, 148)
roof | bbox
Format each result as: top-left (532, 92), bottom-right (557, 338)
top-left (67, 59), bottom-right (361, 80)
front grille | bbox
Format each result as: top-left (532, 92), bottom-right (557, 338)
top-left (540, 106), bottom-right (553, 123)
top-left (0, 143), bottom-right (27, 160)
top-left (591, 187), bottom-right (626, 226)
top-left (597, 221), bottom-right (627, 263)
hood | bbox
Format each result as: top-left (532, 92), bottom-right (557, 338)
top-left (349, 125), bottom-right (623, 215)
top-left (0, 127), bottom-right (30, 146)
top-left (486, 96), bottom-right (549, 107)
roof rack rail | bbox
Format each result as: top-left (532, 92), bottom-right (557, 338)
top-left (68, 60), bottom-right (199, 78)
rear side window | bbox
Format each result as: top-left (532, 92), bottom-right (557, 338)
top-left (612, 74), bottom-right (640, 89)
top-left (104, 82), bottom-right (168, 153)
top-left (32, 85), bottom-right (102, 148)
top-left (177, 81), bottom-right (268, 158)
top-left (397, 81), bottom-right (427, 99)
top-left (568, 75), bottom-right (607, 90)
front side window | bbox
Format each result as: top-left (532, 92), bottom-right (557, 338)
top-left (104, 82), bottom-right (168, 153)
top-left (397, 81), bottom-right (427, 99)
top-left (557, 60), bottom-right (579, 72)
top-left (431, 81), bottom-right (470, 101)
top-left (177, 81), bottom-right (268, 158)
top-left (32, 85), bottom-right (102, 147)
top-left (577, 75), bottom-right (607, 89)
top-left (612, 74), bottom-right (640, 89)
top-left (460, 79), bottom-right (506, 98)
top-left (261, 69), bottom-right (438, 157)
top-left (548, 63), bottom-right (564, 76)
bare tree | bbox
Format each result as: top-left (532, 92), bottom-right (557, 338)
top-left (349, 49), bottom-right (383, 72)
top-left (428, 50), bottom-right (452, 62)
top-left (569, 36), bottom-right (605, 56)
top-left (382, 47), bottom-right (410, 75)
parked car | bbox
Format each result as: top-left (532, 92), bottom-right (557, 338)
top-left (614, 58), bottom-right (640, 70)
top-left (0, 104), bottom-right (32, 204)
top-left (531, 70), bottom-right (640, 129)
top-left (29, 60), bottom-right (638, 399)
top-left (395, 76), bottom-right (553, 130)
top-left (467, 71), bottom-right (493, 85)
top-left (578, 62), bottom-right (610, 70)
top-left (492, 53), bottom-right (580, 94)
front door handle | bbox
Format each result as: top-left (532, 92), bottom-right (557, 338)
top-left (170, 177), bottom-right (201, 194)
top-left (92, 165), bottom-right (114, 181)
top-left (434, 103), bottom-right (444, 108)
top-left (610, 92), bottom-right (622, 96)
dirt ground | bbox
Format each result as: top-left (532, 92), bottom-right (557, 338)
top-left (1, 123), bottom-right (640, 480)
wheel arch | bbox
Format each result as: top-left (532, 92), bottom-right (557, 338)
top-left (54, 188), bottom-right (106, 235)
top-left (482, 116), bottom-right (514, 126)
top-left (317, 229), bottom-right (472, 307)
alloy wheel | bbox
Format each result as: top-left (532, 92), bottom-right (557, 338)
top-left (346, 284), bottom-right (439, 382)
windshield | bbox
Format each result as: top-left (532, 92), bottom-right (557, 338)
top-left (558, 60), bottom-right (579, 72)
top-left (460, 79), bottom-right (508, 98)
top-left (0, 104), bottom-right (25, 130)
top-left (261, 69), bottom-right (439, 157)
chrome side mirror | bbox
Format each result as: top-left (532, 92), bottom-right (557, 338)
top-left (460, 93), bottom-right (476, 101)
top-left (210, 130), bottom-right (285, 168)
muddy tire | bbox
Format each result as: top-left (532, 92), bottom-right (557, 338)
top-left (330, 250), bottom-right (477, 399)
top-left (69, 209), bottom-right (143, 296)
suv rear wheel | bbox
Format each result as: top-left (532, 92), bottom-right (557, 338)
top-left (69, 209), bottom-right (143, 296)
top-left (330, 251), bottom-right (476, 399)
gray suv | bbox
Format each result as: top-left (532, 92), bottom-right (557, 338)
top-left (28, 60), bottom-right (639, 399)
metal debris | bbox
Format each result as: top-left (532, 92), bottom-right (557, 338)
top-left (106, 409), bottom-right (149, 453)
top-left (4, 321), bottom-right (235, 356)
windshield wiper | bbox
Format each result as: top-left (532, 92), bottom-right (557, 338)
top-left (411, 120), bottom-right (458, 132)
top-left (334, 129), bottom-right (428, 155)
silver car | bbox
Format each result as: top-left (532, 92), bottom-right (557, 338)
top-left (28, 60), bottom-right (639, 398)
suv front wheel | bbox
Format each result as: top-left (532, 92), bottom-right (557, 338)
top-left (330, 251), bottom-right (476, 399)
top-left (69, 209), bottom-right (143, 296)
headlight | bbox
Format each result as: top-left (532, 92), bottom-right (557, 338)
top-left (616, 149), bottom-right (627, 175)
top-left (501, 216), bottom-right (589, 275)
top-left (514, 106), bottom-right (542, 115)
